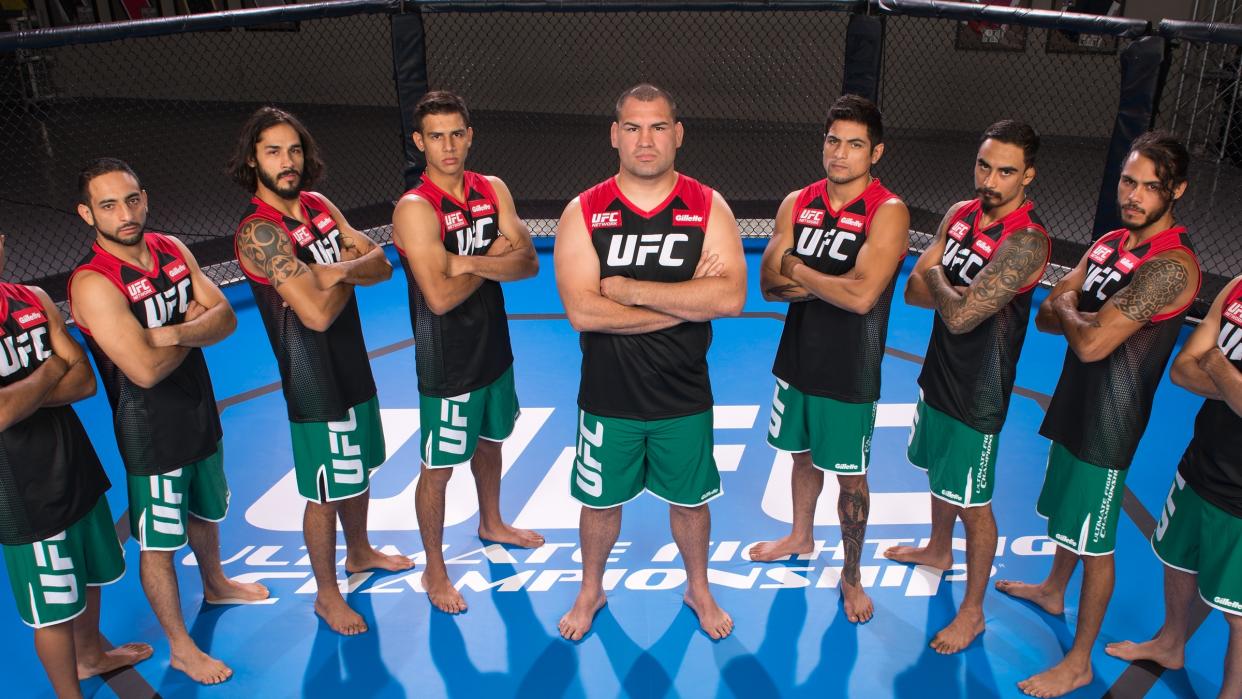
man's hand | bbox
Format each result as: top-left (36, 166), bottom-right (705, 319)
top-left (1199, 346), bottom-right (1229, 374)
top-left (779, 248), bottom-right (803, 280)
top-left (185, 300), bottom-right (207, 322)
top-left (600, 276), bottom-right (638, 306)
top-left (695, 252), bottom-right (724, 279)
top-left (1053, 288), bottom-right (1080, 313)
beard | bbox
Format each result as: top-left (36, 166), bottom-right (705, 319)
top-left (258, 165), bottom-right (303, 200)
top-left (1120, 198), bottom-right (1172, 230)
top-left (976, 187), bottom-right (1011, 212)
top-left (97, 222), bottom-right (145, 247)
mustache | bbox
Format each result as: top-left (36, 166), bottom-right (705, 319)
top-left (976, 187), bottom-right (1000, 198)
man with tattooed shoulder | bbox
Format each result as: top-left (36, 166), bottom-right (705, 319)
top-left (228, 107), bottom-right (412, 637)
top-left (752, 94), bottom-right (909, 624)
top-left (884, 120), bottom-right (1051, 655)
top-left (996, 131), bottom-right (1201, 698)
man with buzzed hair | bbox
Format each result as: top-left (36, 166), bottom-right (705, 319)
top-left (885, 120), bottom-right (1051, 654)
top-left (752, 93), bottom-right (910, 624)
top-left (70, 157), bottom-right (268, 685)
top-left (998, 131), bottom-right (1201, 698)
top-left (229, 107), bottom-right (412, 637)
top-left (554, 84), bottom-right (746, 641)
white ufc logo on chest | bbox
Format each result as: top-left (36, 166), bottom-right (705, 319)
top-left (606, 233), bottom-right (689, 267)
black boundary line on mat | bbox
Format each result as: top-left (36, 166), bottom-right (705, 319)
top-left (103, 311), bottom-right (1187, 699)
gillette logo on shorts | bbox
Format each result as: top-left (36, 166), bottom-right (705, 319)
top-left (591, 212), bottom-right (622, 229)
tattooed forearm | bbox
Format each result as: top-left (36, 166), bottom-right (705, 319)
top-left (764, 283), bottom-right (815, 303)
top-left (928, 228), bottom-right (1045, 334)
top-left (238, 220), bottom-right (307, 289)
top-left (839, 479), bottom-right (870, 586)
top-left (1112, 257), bottom-right (1189, 323)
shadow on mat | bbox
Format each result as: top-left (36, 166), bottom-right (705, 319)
top-left (301, 587), bottom-right (405, 699)
top-left (430, 560), bottom-right (583, 699)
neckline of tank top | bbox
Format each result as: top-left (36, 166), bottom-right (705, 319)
top-left (820, 176), bottom-right (881, 219)
top-left (419, 172), bottom-right (476, 211)
top-left (610, 173), bottom-right (686, 219)
top-left (970, 197), bottom-right (1034, 236)
top-left (1117, 224), bottom-right (1188, 255)
top-left (92, 235), bottom-right (163, 279)
top-left (251, 194), bottom-right (314, 228)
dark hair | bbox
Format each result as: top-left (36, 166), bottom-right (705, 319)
top-left (226, 106), bottom-right (325, 192)
top-left (1128, 130), bottom-right (1190, 200)
top-left (614, 83), bottom-right (678, 122)
top-left (78, 157), bottom-right (140, 205)
top-left (412, 90), bottom-right (471, 134)
top-left (824, 94), bottom-right (884, 146)
top-left (980, 120), bottom-right (1040, 167)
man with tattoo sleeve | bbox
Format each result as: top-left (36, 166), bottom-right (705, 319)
top-left (392, 91), bottom-right (543, 615)
top-left (996, 131), bottom-right (1201, 698)
top-left (0, 233), bottom-right (153, 697)
top-left (555, 84), bottom-right (745, 641)
top-left (750, 95), bottom-right (909, 624)
top-left (69, 158), bottom-right (268, 685)
top-left (883, 121), bottom-right (1050, 654)
top-left (1104, 274), bottom-right (1242, 699)
top-left (228, 107), bottom-right (411, 636)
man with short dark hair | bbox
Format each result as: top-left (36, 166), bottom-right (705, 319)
top-left (998, 131), bottom-right (1202, 697)
top-left (392, 90), bottom-right (543, 614)
top-left (885, 120), bottom-right (1051, 654)
top-left (554, 83), bottom-right (746, 641)
top-left (69, 157), bottom-right (268, 685)
top-left (0, 232), bottom-right (153, 697)
top-left (230, 107), bottom-right (411, 637)
top-left (751, 94), bottom-right (910, 624)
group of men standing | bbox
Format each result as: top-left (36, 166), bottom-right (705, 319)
top-left (0, 82), bottom-right (1237, 699)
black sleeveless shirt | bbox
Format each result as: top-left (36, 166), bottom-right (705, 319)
top-left (70, 233), bottom-right (222, 476)
top-left (772, 178), bottom-right (903, 403)
top-left (397, 172), bottom-right (513, 397)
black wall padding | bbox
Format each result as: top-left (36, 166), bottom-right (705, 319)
top-left (842, 13), bottom-right (884, 103)
top-left (1092, 36), bottom-right (1166, 238)
top-left (391, 10), bottom-right (430, 190)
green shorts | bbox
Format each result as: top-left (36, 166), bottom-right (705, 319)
top-left (907, 399), bottom-right (998, 507)
top-left (420, 366), bottom-right (519, 468)
top-left (128, 441), bottom-right (230, 551)
top-left (571, 408), bottom-right (721, 508)
top-left (290, 396), bottom-right (386, 503)
top-left (3, 496), bottom-right (124, 628)
top-left (1037, 442), bottom-right (1128, 556)
top-left (1153, 470), bottom-right (1242, 615)
top-left (767, 379), bottom-right (876, 475)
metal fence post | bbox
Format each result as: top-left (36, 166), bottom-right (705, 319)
top-left (391, 6), bottom-right (429, 190)
top-left (1092, 35), bottom-right (1168, 238)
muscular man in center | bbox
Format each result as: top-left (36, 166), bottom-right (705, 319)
top-left (554, 84), bottom-right (745, 641)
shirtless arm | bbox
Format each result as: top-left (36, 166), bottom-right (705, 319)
top-left (312, 192), bottom-right (392, 287)
top-left (554, 197), bottom-right (685, 335)
top-left (1172, 277), bottom-right (1242, 413)
top-left (147, 237), bottom-right (236, 348)
top-left (1055, 253), bottom-right (1195, 363)
top-left (447, 177), bottom-right (539, 282)
top-left (237, 217), bottom-right (353, 332)
top-left (783, 200), bottom-right (911, 314)
top-left (925, 226), bottom-right (1047, 334)
top-left (598, 191), bottom-right (745, 322)
top-left (906, 201), bottom-right (970, 309)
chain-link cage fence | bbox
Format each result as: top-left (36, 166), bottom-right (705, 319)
top-left (420, 8), bottom-right (853, 238)
top-left (1157, 34), bottom-right (1242, 308)
top-left (1, 10), bottom-right (401, 298)
top-left (877, 14), bottom-right (1131, 285)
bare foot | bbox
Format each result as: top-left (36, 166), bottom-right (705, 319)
top-left (995, 579), bottom-right (1065, 615)
top-left (314, 595), bottom-right (368, 635)
top-left (558, 589), bottom-right (606, 641)
top-left (345, 546), bottom-right (414, 574)
top-left (1104, 637), bottom-right (1184, 669)
top-left (478, 522), bottom-right (545, 549)
top-left (748, 535), bottom-right (813, 562)
top-left (170, 646), bottom-right (232, 685)
top-left (204, 577), bottom-right (270, 604)
top-left (423, 568), bottom-right (467, 614)
top-left (1018, 659), bottom-right (1092, 698)
top-left (684, 589), bottom-right (734, 640)
top-left (930, 607), bottom-right (984, 654)
top-left (841, 580), bottom-right (874, 623)
top-left (77, 642), bottom-right (154, 679)
top-left (883, 544), bottom-right (953, 570)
